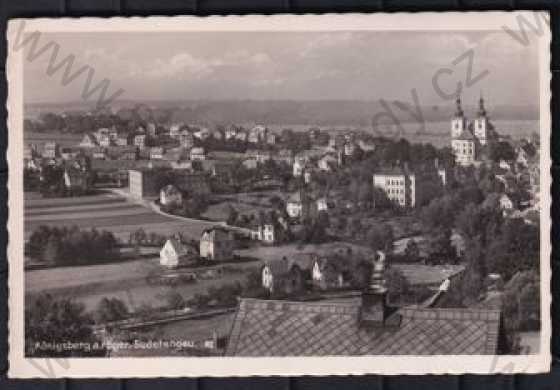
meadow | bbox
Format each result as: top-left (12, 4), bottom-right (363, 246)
top-left (24, 191), bottom-right (256, 312)
top-left (24, 191), bottom-right (218, 242)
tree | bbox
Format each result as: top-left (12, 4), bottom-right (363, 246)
top-left (489, 141), bottom-right (515, 162)
top-left (366, 223), bottom-right (394, 253)
top-left (226, 205), bottom-right (239, 226)
top-left (403, 239), bottom-right (421, 262)
top-left (95, 297), bottom-right (129, 323)
top-left (163, 290), bottom-right (186, 310)
top-left (26, 294), bottom-right (106, 357)
top-left (386, 267), bottom-right (411, 305)
top-left (455, 203), bottom-right (502, 244)
top-left (420, 195), bottom-right (457, 232)
top-left (486, 218), bottom-right (539, 280)
top-left (426, 228), bottom-right (456, 264)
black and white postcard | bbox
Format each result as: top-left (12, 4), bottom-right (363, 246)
top-left (6, 12), bottom-right (551, 377)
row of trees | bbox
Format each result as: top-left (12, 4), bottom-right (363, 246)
top-left (27, 225), bottom-right (119, 266)
top-left (420, 168), bottom-right (539, 292)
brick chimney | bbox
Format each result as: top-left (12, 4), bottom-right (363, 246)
top-left (361, 250), bottom-right (389, 328)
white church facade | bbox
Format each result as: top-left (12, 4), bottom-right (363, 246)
top-left (450, 94), bottom-right (499, 166)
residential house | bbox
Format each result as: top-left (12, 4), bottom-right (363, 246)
top-left (199, 227), bottom-right (235, 261)
top-left (248, 125), bottom-right (267, 143)
top-left (250, 212), bottom-right (287, 245)
top-left (266, 133), bottom-right (276, 145)
top-left (42, 142), bottom-right (59, 158)
top-left (225, 125), bottom-right (239, 140)
top-left (235, 131), bottom-right (248, 142)
top-left (261, 254), bottom-right (315, 294)
top-left (128, 169), bottom-right (160, 199)
top-left (499, 160), bottom-right (512, 171)
top-left (515, 143), bottom-right (536, 168)
top-left (226, 253), bottom-right (505, 356)
top-left (251, 222), bottom-right (276, 244)
top-left (316, 196), bottom-right (328, 212)
top-left (245, 149), bottom-right (272, 164)
top-left (150, 147), bottom-right (164, 160)
top-left (160, 238), bottom-right (195, 268)
top-left (108, 127), bottom-right (119, 142)
top-left (358, 139), bottom-right (376, 152)
top-left (116, 134), bottom-right (130, 147)
top-left (91, 147), bottom-right (107, 160)
top-left (79, 133), bottom-right (98, 148)
top-left (63, 168), bottom-right (89, 193)
top-left (317, 153), bottom-right (338, 171)
top-left (24, 144), bottom-right (38, 161)
top-left (499, 194), bottom-right (515, 212)
top-left (242, 159), bottom-right (258, 170)
top-left (160, 184), bottom-right (183, 207)
top-left (177, 131), bottom-right (194, 149)
top-left (274, 149), bottom-right (294, 166)
top-left (95, 129), bottom-right (112, 147)
top-left (194, 127), bottom-right (211, 140)
top-left (286, 191), bottom-right (311, 219)
top-left (25, 158), bottom-right (41, 171)
top-left (169, 124), bottom-right (182, 139)
top-left (60, 147), bottom-right (79, 160)
top-left (344, 141), bottom-right (356, 156)
top-left (311, 256), bottom-right (346, 291)
top-left (328, 134), bottom-right (346, 150)
top-left (170, 160), bottom-right (193, 170)
top-left (134, 134), bottom-right (146, 149)
top-left (308, 127), bottom-right (321, 140)
top-left (292, 157), bottom-right (306, 177)
top-left (303, 169), bottom-right (313, 184)
top-left (116, 146), bottom-right (138, 161)
top-left (190, 147), bottom-right (206, 161)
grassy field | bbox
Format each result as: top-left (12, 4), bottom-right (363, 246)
top-left (24, 191), bottom-right (219, 242)
top-left (26, 257), bottom-right (255, 312)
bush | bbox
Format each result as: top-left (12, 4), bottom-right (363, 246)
top-left (95, 297), bottom-right (129, 323)
top-left (27, 225), bottom-right (119, 266)
top-left (26, 294), bottom-right (106, 357)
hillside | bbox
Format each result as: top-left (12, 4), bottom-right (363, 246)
top-left (25, 99), bottom-right (539, 127)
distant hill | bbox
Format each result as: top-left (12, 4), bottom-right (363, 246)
top-left (24, 99), bottom-right (539, 126)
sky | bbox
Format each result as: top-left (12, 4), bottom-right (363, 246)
top-left (23, 30), bottom-right (540, 107)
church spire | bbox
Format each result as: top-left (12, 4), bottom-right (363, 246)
top-left (455, 93), bottom-right (464, 117)
top-left (478, 91), bottom-right (487, 117)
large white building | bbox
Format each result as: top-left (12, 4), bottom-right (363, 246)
top-left (373, 168), bottom-right (416, 208)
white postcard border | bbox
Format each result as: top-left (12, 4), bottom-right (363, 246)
top-left (7, 12), bottom-right (552, 378)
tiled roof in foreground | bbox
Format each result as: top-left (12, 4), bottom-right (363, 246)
top-left (225, 298), bottom-right (501, 356)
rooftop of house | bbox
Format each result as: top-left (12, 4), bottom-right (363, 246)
top-left (263, 253), bottom-right (318, 276)
top-left (161, 184), bottom-right (181, 195)
top-left (164, 238), bottom-right (191, 256)
top-left (225, 297), bottom-right (501, 356)
top-left (373, 166), bottom-right (413, 177)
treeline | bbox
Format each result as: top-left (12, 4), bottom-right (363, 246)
top-left (26, 225), bottom-right (119, 266)
top-left (420, 165), bottom-right (539, 285)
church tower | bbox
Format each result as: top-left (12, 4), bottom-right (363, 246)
top-left (473, 92), bottom-right (489, 145)
top-left (451, 94), bottom-right (467, 139)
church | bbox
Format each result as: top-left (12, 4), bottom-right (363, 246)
top-left (450, 94), bottom-right (499, 165)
